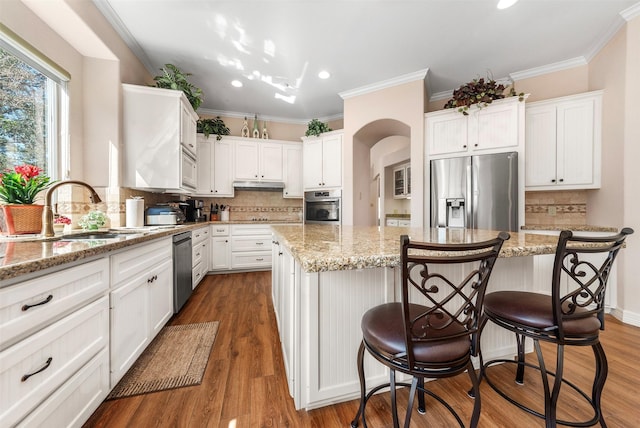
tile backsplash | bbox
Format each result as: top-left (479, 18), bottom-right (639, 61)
top-left (525, 190), bottom-right (587, 226)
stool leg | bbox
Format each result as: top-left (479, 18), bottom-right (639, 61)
top-left (593, 342), bottom-right (608, 427)
top-left (534, 339), bottom-right (558, 428)
top-left (515, 333), bottom-right (526, 385)
top-left (469, 315), bottom-right (489, 398)
top-left (350, 341), bottom-right (367, 428)
top-left (404, 376), bottom-right (419, 428)
top-left (390, 369), bottom-right (400, 428)
top-left (467, 359), bottom-right (481, 428)
top-left (417, 377), bottom-right (426, 414)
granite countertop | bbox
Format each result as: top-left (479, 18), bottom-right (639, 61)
top-left (521, 224), bottom-right (618, 233)
top-left (271, 225), bottom-right (564, 273)
top-left (0, 223), bottom-right (211, 283)
top-left (209, 220), bottom-right (302, 225)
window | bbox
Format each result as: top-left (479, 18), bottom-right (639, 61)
top-left (0, 25), bottom-right (69, 180)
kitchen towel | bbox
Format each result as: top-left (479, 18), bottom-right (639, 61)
top-left (125, 197), bottom-right (144, 228)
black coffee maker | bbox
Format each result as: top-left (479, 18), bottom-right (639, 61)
top-left (185, 199), bottom-right (206, 222)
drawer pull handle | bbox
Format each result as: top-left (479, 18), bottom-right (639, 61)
top-left (256, 258), bottom-right (264, 261)
top-left (256, 242), bottom-right (264, 245)
top-left (147, 275), bottom-right (158, 283)
top-left (22, 357), bottom-right (53, 382)
top-left (22, 295), bottom-right (53, 311)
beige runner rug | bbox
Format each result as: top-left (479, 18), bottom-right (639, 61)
top-left (107, 321), bottom-right (219, 399)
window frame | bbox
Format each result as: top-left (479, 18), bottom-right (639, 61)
top-left (1, 24), bottom-right (70, 181)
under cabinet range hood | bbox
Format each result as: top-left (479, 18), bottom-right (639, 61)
top-left (233, 181), bottom-right (285, 191)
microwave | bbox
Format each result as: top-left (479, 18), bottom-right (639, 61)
top-left (304, 190), bottom-right (341, 224)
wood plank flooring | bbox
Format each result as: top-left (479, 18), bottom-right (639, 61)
top-left (84, 272), bottom-right (640, 427)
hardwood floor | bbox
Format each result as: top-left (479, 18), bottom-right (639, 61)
top-left (84, 272), bottom-right (640, 427)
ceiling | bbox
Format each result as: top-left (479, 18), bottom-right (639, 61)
top-left (93, 0), bottom-right (638, 123)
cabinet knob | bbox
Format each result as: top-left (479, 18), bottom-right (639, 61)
top-left (551, 179), bottom-right (556, 183)
top-left (463, 145), bottom-right (467, 149)
top-left (474, 144), bottom-right (478, 147)
top-left (559, 178), bottom-right (564, 182)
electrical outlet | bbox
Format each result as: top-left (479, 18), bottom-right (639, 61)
top-left (548, 206), bottom-right (557, 216)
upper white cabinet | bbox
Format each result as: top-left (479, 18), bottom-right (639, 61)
top-left (234, 140), bottom-right (283, 182)
top-left (122, 84), bottom-right (199, 193)
top-left (525, 91), bottom-right (602, 190)
top-left (393, 163), bottom-right (411, 199)
top-left (283, 143), bottom-right (303, 198)
top-left (195, 135), bottom-right (234, 197)
top-left (302, 131), bottom-right (343, 190)
top-left (425, 96), bottom-right (524, 158)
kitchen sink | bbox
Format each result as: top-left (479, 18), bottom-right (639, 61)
top-left (60, 232), bottom-right (122, 240)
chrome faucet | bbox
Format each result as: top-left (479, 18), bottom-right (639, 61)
top-left (41, 180), bottom-right (102, 237)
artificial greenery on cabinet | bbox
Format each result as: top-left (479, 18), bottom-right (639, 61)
top-left (197, 117), bottom-right (230, 140)
top-left (305, 118), bottom-right (332, 137)
top-left (153, 64), bottom-right (203, 111)
top-left (444, 77), bottom-right (524, 115)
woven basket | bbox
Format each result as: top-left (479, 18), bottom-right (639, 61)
top-left (0, 204), bottom-right (44, 235)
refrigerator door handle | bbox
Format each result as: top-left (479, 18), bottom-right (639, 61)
top-left (466, 160), bottom-right (473, 229)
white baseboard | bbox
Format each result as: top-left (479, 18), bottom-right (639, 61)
top-left (621, 309), bottom-right (640, 327)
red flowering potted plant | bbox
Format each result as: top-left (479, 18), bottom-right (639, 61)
top-left (0, 165), bottom-right (53, 235)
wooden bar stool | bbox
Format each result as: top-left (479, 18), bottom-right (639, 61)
top-left (351, 232), bottom-right (509, 428)
top-left (477, 228), bottom-right (633, 427)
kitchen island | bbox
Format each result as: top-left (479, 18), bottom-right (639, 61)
top-left (270, 224), bottom-right (562, 410)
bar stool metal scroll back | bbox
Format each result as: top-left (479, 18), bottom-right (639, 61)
top-left (351, 232), bottom-right (510, 428)
top-left (478, 227), bottom-right (633, 427)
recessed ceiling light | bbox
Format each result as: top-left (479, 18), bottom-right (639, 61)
top-left (231, 80), bottom-right (243, 88)
top-left (497, 0), bottom-right (519, 9)
top-left (318, 70), bottom-right (331, 79)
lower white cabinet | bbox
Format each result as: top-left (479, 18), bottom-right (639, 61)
top-left (210, 225), bottom-right (231, 271)
top-left (231, 225), bottom-right (272, 269)
top-left (210, 224), bottom-right (272, 271)
top-left (0, 296), bottom-right (109, 427)
top-left (0, 258), bottom-right (110, 428)
top-left (192, 225), bottom-right (210, 288)
top-left (109, 238), bottom-right (173, 387)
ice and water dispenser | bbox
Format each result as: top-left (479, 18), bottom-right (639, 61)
top-left (436, 198), bottom-right (466, 228)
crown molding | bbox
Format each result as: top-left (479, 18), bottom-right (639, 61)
top-left (91, 0), bottom-right (155, 74)
top-left (339, 68), bottom-right (429, 100)
top-left (509, 57), bottom-right (587, 81)
top-left (620, 2), bottom-right (640, 21)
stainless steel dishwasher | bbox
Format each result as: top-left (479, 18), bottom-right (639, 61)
top-left (173, 231), bottom-right (193, 313)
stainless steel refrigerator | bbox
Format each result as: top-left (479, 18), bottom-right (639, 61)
top-left (430, 152), bottom-right (518, 231)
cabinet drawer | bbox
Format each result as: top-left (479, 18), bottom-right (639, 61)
top-left (192, 240), bottom-right (205, 267)
top-left (17, 347), bottom-right (109, 428)
top-left (192, 262), bottom-right (206, 289)
top-left (231, 224), bottom-right (271, 236)
top-left (211, 225), bottom-right (229, 236)
top-left (0, 296), bottom-right (109, 427)
top-left (0, 258), bottom-right (109, 351)
top-left (231, 236), bottom-right (272, 252)
top-left (231, 251), bottom-right (272, 269)
top-left (192, 226), bottom-right (209, 244)
top-left (111, 237), bottom-right (172, 286)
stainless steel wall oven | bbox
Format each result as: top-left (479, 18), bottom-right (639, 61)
top-left (304, 189), bottom-right (341, 224)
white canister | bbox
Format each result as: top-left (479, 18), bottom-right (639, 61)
top-left (220, 210), bottom-right (229, 222)
top-left (125, 197), bottom-right (144, 228)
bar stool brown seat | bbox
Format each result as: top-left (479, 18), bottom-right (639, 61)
top-left (478, 228), bottom-right (633, 428)
top-left (351, 232), bottom-right (509, 428)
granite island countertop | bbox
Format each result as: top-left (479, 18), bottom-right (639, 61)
top-left (271, 225), bottom-right (564, 273)
top-left (521, 224), bottom-right (618, 233)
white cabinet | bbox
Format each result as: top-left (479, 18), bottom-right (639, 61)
top-left (0, 259), bottom-right (110, 427)
top-left (230, 224), bottom-right (272, 270)
top-left (195, 134), bottom-right (213, 195)
top-left (525, 91), bottom-right (602, 190)
top-left (393, 163), bottom-right (411, 198)
top-left (302, 131), bottom-right (342, 190)
top-left (192, 225), bottom-right (210, 288)
top-left (122, 84), bottom-right (199, 193)
top-left (109, 238), bottom-right (173, 387)
top-left (204, 138), bottom-right (235, 197)
top-left (210, 225), bottom-right (231, 271)
top-left (283, 143), bottom-right (303, 198)
top-left (425, 96), bottom-right (523, 157)
top-left (234, 140), bottom-right (283, 182)
top-left (385, 218), bottom-right (411, 227)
